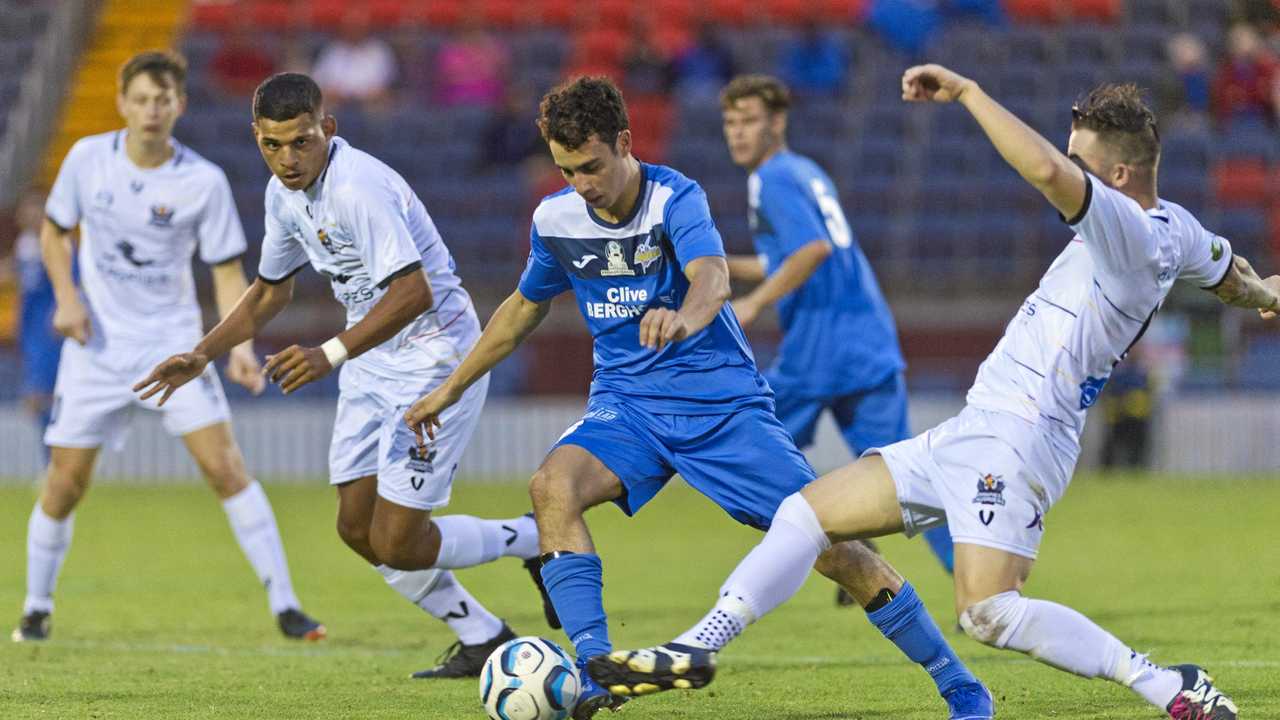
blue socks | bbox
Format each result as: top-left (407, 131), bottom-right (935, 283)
top-left (867, 582), bottom-right (976, 696)
top-left (540, 552), bottom-right (612, 661)
top-left (923, 526), bottom-right (956, 574)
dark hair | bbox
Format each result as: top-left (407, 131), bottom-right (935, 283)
top-left (720, 74), bottom-right (792, 114)
top-left (1070, 83), bottom-right (1160, 169)
top-left (253, 73), bottom-right (324, 121)
top-left (119, 50), bottom-right (187, 95)
top-left (537, 76), bottom-right (629, 150)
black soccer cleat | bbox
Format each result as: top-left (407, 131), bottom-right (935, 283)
top-left (277, 608), bottom-right (326, 641)
top-left (1166, 664), bottom-right (1238, 720)
top-left (412, 623), bottom-right (517, 679)
top-left (11, 610), bottom-right (51, 643)
top-left (586, 642), bottom-right (716, 697)
top-left (523, 557), bottom-right (562, 630)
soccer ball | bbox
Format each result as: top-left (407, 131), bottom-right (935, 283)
top-left (479, 636), bottom-right (581, 720)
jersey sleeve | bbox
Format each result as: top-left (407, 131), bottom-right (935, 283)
top-left (517, 226), bottom-right (571, 302)
top-left (664, 181), bottom-right (725, 267)
top-left (197, 168), bottom-right (249, 265)
top-left (45, 140), bottom-right (91, 230)
top-left (337, 182), bottom-right (423, 289)
top-left (1178, 218), bottom-right (1234, 289)
top-left (758, 172), bottom-right (830, 256)
top-left (1066, 171), bottom-right (1159, 277)
top-left (257, 191), bottom-right (309, 283)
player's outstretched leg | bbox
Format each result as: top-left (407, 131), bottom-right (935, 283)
top-left (383, 568), bottom-right (518, 679)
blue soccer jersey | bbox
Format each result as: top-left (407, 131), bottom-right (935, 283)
top-left (16, 229), bottom-right (61, 396)
top-left (750, 150), bottom-right (904, 398)
top-left (519, 163), bottom-right (770, 414)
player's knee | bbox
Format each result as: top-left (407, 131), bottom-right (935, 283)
top-left (336, 513), bottom-right (372, 552)
top-left (959, 591), bottom-right (1028, 648)
top-left (43, 460), bottom-right (92, 512)
top-left (528, 467), bottom-right (581, 515)
top-left (368, 522), bottom-right (432, 570)
top-left (199, 454), bottom-right (248, 496)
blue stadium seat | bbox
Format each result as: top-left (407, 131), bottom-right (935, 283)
top-left (1060, 26), bottom-right (1117, 66)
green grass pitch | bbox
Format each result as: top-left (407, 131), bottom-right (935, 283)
top-left (2, 474), bottom-right (1278, 718)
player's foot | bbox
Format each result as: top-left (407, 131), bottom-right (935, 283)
top-left (411, 623), bottom-right (516, 679)
top-left (11, 610), bottom-right (51, 643)
top-left (942, 680), bottom-right (995, 720)
top-left (522, 556), bottom-right (562, 630)
top-left (277, 608), bottom-right (326, 641)
top-left (1166, 665), bottom-right (1237, 720)
top-left (836, 539), bottom-right (879, 608)
top-left (586, 642), bottom-right (716, 697)
top-left (573, 657), bottom-right (629, 720)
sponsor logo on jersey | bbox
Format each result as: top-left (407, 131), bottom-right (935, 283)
top-left (585, 286), bottom-right (649, 319)
top-left (148, 205), bottom-right (175, 227)
top-left (1210, 239), bottom-right (1223, 262)
top-left (600, 240), bottom-right (635, 277)
top-left (572, 254), bottom-right (598, 269)
top-left (973, 473), bottom-right (1006, 506)
top-left (1078, 375), bottom-right (1109, 409)
top-left (584, 407), bottom-right (618, 423)
top-left (633, 236), bottom-right (662, 272)
top-left (115, 240), bottom-right (155, 268)
top-left (317, 228), bottom-right (335, 253)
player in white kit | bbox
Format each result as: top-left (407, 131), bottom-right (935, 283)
top-left (592, 66), bottom-right (1279, 719)
top-left (135, 73), bottom-right (557, 678)
top-left (12, 52), bottom-right (324, 643)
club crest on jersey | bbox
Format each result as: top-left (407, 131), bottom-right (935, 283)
top-left (633, 236), bottom-right (662, 273)
top-left (408, 445), bottom-right (436, 474)
top-left (973, 474), bottom-right (1006, 506)
top-left (1078, 375), bottom-right (1109, 409)
top-left (317, 228), bottom-right (336, 253)
top-left (148, 205), bottom-right (175, 227)
top-left (600, 240), bottom-right (635, 277)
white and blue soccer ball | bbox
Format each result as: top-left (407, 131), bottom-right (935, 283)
top-left (479, 636), bottom-right (581, 720)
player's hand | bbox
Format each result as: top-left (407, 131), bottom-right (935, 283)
top-left (902, 64), bottom-right (974, 104)
top-left (263, 345), bottom-right (333, 395)
top-left (133, 352), bottom-right (210, 406)
top-left (52, 296), bottom-right (91, 345)
top-left (1259, 275), bottom-right (1280, 320)
top-left (226, 344), bottom-right (266, 395)
top-left (731, 297), bottom-right (761, 328)
top-left (405, 383), bottom-right (463, 446)
top-left (639, 307), bottom-right (690, 351)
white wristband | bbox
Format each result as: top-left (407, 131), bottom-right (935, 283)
top-left (321, 337), bottom-right (348, 368)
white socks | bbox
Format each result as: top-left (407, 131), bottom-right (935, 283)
top-left (431, 514), bottom-right (539, 569)
top-left (962, 592), bottom-right (1183, 709)
top-left (24, 503), bottom-right (74, 614)
top-left (221, 481), bottom-right (300, 615)
top-left (674, 493), bottom-right (830, 651)
top-left (378, 565), bottom-right (504, 645)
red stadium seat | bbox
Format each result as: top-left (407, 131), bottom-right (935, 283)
top-left (189, 0), bottom-right (236, 31)
top-left (1002, 0), bottom-right (1063, 24)
top-left (652, 23), bottom-right (693, 57)
top-left (367, 0), bottom-right (411, 27)
top-left (1069, 0), bottom-right (1120, 23)
top-left (592, 0), bottom-right (640, 27)
top-left (574, 27), bottom-right (630, 67)
top-left (480, 0), bottom-right (532, 28)
top-left (650, 0), bottom-right (697, 29)
top-left (624, 94), bottom-right (674, 163)
top-left (819, 0), bottom-right (871, 24)
top-left (707, 0), bottom-right (752, 26)
top-left (1213, 159), bottom-right (1272, 208)
top-left (307, 0), bottom-right (346, 30)
top-left (537, 0), bottom-right (576, 28)
top-left (421, 0), bottom-right (464, 29)
top-left (247, 0), bottom-right (294, 29)
top-left (765, 0), bottom-right (818, 24)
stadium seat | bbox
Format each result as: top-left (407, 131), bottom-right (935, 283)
top-left (479, 0), bottom-right (532, 29)
top-left (707, 0), bottom-right (753, 26)
top-left (1001, 0), bottom-right (1062, 24)
top-left (421, 0), bottom-right (465, 29)
top-left (572, 27), bottom-right (629, 68)
top-left (1060, 26), bottom-right (1116, 66)
top-left (248, 0), bottom-right (294, 29)
top-left (536, 0), bottom-right (576, 28)
top-left (1216, 208), bottom-right (1268, 259)
top-left (189, 0), bottom-right (235, 30)
top-left (1213, 160), bottom-right (1272, 209)
top-left (1068, 0), bottom-right (1120, 23)
top-left (1125, 0), bottom-right (1176, 28)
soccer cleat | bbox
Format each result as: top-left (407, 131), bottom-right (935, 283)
top-left (523, 556), bottom-right (562, 630)
top-left (277, 608), bottom-right (326, 641)
top-left (942, 680), bottom-right (995, 720)
top-left (586, 642), bottom-right (716, 697)
top-left (412, 623), bottom-right (516, 679)
top-left (1166, 665), bottom-right (1238, 720)
top-left (572, 658), bottom-right (629, 720)
top-left (11, 611), bottom-right (51, 643)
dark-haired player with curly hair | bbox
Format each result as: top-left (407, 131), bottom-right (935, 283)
top-left (597, 64), bottom-right (1279, 719)
top-left (406, 75), bottom-right (991, 719)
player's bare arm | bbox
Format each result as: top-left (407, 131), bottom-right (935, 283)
top-left (725, 254), bottom-right (767, 283)
top-left (405, 289), bottom-right (552, 444)
top-left (211, 259), bottom-right (265, 395)
top-left (903, 63), bottom-right (1088, 221)
top-left (640, 255), bottom-right (730, 351)
top-left (265, 268), bottom-right (433, 395)
top-left (40, 218), bottom-right (89, 345)
top-left (1210, 254), bottom-right (1280, 318)
top-left (134, 276), bottom-right (293, 405)
top-left (732, 239), bottom-right (831, 327)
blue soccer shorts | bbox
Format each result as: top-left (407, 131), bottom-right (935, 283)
top-left (769, 371), bottom-right (910, 454)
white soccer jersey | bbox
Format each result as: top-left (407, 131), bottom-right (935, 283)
top-left (967, 172), bottom-right (1232, 477)
top-left (257, 137), bottom-right (479, 381)
top-left (45, 130), bottom-right (247, 344)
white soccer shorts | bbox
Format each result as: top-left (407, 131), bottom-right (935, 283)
top-left (869, 405), bottom-right (1077, 560)
top-left (44, 336), bottom-right (231, 451)
top-left (328, 362), bottom-right (489, 511)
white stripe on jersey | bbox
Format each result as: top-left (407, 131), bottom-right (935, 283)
top-left (966, 174), bottom-right (1232, 504)
top-left (45, 130), bottom-right (247, 344)
top-left (258, 137), bottom-right (478, 380)
top-left (533, 180), bottom-right (675, 240)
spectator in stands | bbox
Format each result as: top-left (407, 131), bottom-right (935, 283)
top-left (209, 15), bottom-right (276, 99)
top-left (622, 16), bottom-right (672, 96)
top-left (1211, 23), bottom-right (1278, 128)
top-left (779, 20), bottom-right (850, 97)
top-left (433, 13), bottom-right (509, 109)
top-left (1099, 359), bottom-right (1154, 470)
top-left (478, 83), bottom-right (544, 171)
top-left (1156, 33), bottom-right (1212, 130)
top-left (941, 0), bottom-right (1006, 25)
top-left (669, 23), bottom-right (736, 100)
top-left (311, 6), bottom-right (398, 112)
top-left (867, 0), bottom-right (942, 58)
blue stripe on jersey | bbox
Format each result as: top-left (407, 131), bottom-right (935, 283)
top-left (750, 150), bottom-right (904, 398)
top-left (520, 163), bottom-right (771, 414)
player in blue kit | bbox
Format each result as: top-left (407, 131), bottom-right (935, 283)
top-left (12, 190), bottom-right (63, 463)
top-left (405, 77), bottom-right (990, 720)
top-left (719, 75), bottom-right (956, 581)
